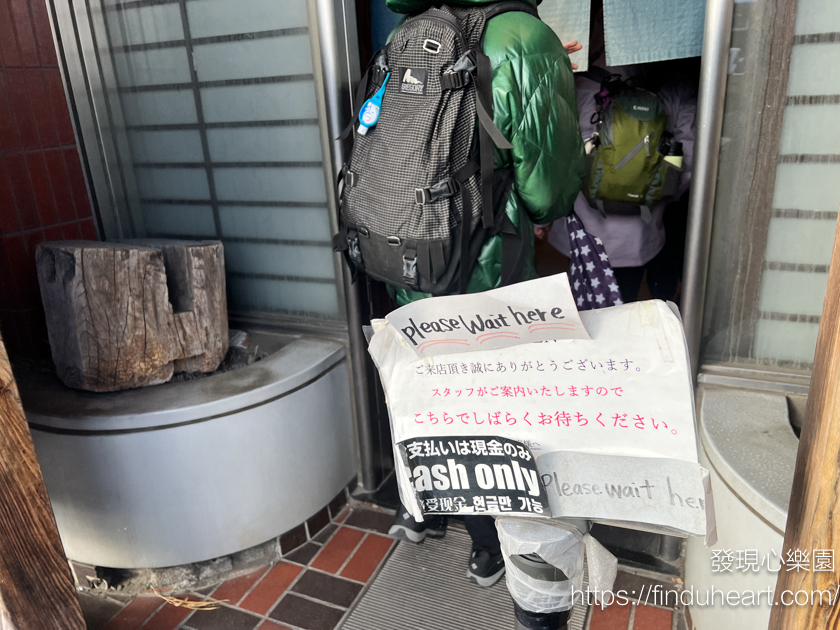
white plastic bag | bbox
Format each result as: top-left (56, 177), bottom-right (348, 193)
top-left (496, 517), bottom-right (617, 614)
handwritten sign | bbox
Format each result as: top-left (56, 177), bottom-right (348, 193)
top-left (369, 282), bottom-right (714, 542)
top-left (386, 274), bottom-right (589, 357)
top-left (539, 451), bottom-right (708, 536)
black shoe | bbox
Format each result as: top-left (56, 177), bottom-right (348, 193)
top-left (513, 601), bottom-right (570, 630)
top-left (388, 508), bottom-right (447, 544)
top-left (466, 549), bottom-right (506, 587)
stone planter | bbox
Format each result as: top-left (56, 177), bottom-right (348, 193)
top-left (18, 332), bottom-right (356, 569)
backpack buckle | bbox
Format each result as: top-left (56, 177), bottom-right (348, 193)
top-left (416, 178), bottom-right (459, 205)
top-left (402, 255), bottom-right (418, 283)
top-left (423, 39), bottom-right (441, 54)
top-left (347, 234), bottom-right (362, 264)
top-left (440, 71), bottom-right (470, 90)
top-left (442, 52), bottom-right (476, 90)
top-left (441, 178), bottom-right (459, 197)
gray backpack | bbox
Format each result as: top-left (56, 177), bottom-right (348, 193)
top-left (333, 2), bottom-right (537, 294)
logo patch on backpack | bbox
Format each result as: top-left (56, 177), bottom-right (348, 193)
top-left (400, 68), bottom-right (427, 95)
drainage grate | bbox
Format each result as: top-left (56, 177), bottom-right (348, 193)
top-left (341, 529), bottom-right (589, 630)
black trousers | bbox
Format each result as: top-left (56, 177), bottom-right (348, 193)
top-left (613, 245), bottom-right (681, 304)
top-left (464, 515), bottom-right (501, 554)
top-left (612, 266), bottom-right (646, 303)
top-left (613, 193), bottom-right (689, 304)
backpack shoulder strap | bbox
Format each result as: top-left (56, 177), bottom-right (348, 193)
top-left (443, 1), bottom-right (538, 290)
top-left (481, 1), bottom-right (539, 23)
top-left (580, 65), bottom-right (613, 85)
top-left (472, 1), bottom-right (538, 286)
top-left (470, 2), bottom-right (537, 232)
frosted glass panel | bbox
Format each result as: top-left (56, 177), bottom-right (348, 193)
top-left (120, 91), bottom-right (197, 125)
top-left (772, 163), bottom-right (840, 211)
top-left (135, 168), bottom-right (210, 200)
top-left (106, 5), bottom-right (184, 46)
top-left (113, 49), bottom-right (192, 86)
top-left (787, 44), bottom-right (840, 96)
top-left (185, 0), bottom-right (309, 37)
top-left (779, 104), bottom-right (840, 155)
top-left (224, 243), bottom-right (336, 279)
top-left (756, 269), bottom-right (830, 316)
top-left (764, 217), bottom-right (838, 265)
top-left (193, 36), bottom-right (313, 82)
top-left (143, 204), bottom-right (217, 237)
top-left (753, 319), bottom-right (820, 364)
top-left (98, 0), bottom-right (339, 318)
top-left (229, 278), bottom-right (339, 316)
top-left (794, 0), bottom-right (840, 35)
top-left (219, 206), bottom-right (331, 241)
top-left (214, 168), bottom-right (327, 203)
top-left (200, 82), bottom-right (319, 122)
top-left (128, 130), bottom-right (204, 163)
top-left (207, 126), bottom-right (322, 162)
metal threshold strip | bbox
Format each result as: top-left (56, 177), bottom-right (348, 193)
top-left (341, 528), bottom-right (588, 630)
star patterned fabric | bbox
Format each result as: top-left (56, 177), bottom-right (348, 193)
top-left (565, 213), bottom-right (623, 311)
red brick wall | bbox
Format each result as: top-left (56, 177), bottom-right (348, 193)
top-left (0, 0), bottom-right (98, 358)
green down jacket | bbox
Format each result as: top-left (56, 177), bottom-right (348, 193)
top-left (386, 0), bottom-right (585, 306)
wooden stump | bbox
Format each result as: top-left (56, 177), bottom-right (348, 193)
top-left (35, 240), bottom-right (228, 392)
top-left (131, 239), bottom-right (228, 374)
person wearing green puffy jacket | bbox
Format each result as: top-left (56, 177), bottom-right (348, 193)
top-left (378, 1), bottom-right (584, 629)
top-left (384, 0), bottom-right (586, 307)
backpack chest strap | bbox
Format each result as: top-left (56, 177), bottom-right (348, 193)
top-left (415, 178), bottom-right (460, 205)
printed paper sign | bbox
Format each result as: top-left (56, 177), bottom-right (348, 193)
top-left (398, 436), bottom-right (549, 516)
top-left (386, 274), bottom-right (589, 357)
top-left (369, 280), bottom-right (713, 540)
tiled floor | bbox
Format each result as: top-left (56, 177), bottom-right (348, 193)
top-left (588, 602), bottom-right (675, 630)
top-left (584, 567), bottom-right (682, 630)
top-left (84, 505), bottom-right (685, 630)
top-left (89, 507), bottom-right (395, 630)
top-left (585, 565), bottom-right (685, 630)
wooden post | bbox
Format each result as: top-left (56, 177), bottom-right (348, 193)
top-left (769, 214), bottom-right (840, 628)
top-left (1, 594), bottom-right (16, 630)
top-left (0, 333), bottom-right (84, 629)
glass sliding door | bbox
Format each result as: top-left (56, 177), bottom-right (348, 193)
top-left (701, 0), bottom-right (840, 376)
top-left (55, 0), bottom-right (350, 319)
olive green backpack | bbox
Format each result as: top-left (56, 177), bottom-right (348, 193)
top-left (583, 72), bottom-right (682, 223)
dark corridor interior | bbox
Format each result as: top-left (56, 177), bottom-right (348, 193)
top-left (349, 1), bottom-right (700, 577)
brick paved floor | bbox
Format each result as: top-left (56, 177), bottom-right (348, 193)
top-left (588, 601), bottom-right (675, 630)
top-left (584, 567), bottom-right (684, 630)
top-left (83, 506), bottom-right (685, 630)
top-left (87, 507), bottom-right (395, 630)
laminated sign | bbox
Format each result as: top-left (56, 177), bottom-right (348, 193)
top-left (368, 275), bottom-right (715, 543)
